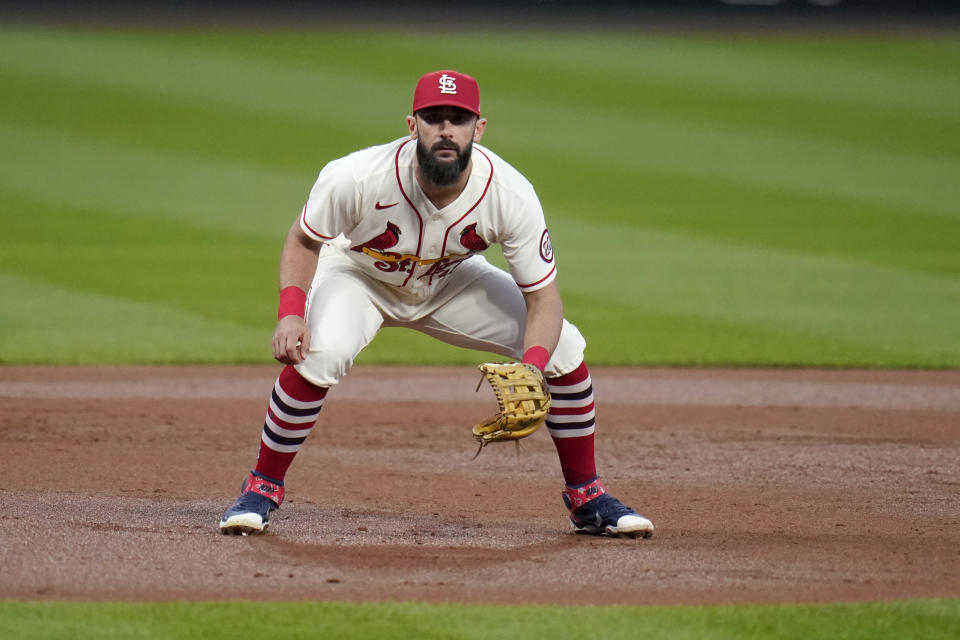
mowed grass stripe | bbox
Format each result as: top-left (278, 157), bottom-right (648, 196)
top-left (0, 191), bottom-right (277, 328)
top-left (488, 97), bottom-right (959, 220)
top-left (558, 292), bottom-right (904, 367)
top-left (0, 26), bottom-right (409, 138)
top-left (0, 273), bottom-right (268, 364)
top-left (149, 29), bottom-right (960, 120)
top-left (461, 37), bottom-right (960, 160)
top-left (0, 599), bottom-right (957, 640)
top-left (483, 34), bottom-right (960, 118)
top-left (548, 217), bottom-right (960, 367)
top-left (0, 123), bottom-right (306, 237)
top-left (526, 162), bottom-right (960, 278)
top-left (0, 70), bottom-right (375, 174)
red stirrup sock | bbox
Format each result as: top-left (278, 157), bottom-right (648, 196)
top-left (254, 365), bottom-right (328, 482)
top-left (546, 361), bottom-right (598, 486)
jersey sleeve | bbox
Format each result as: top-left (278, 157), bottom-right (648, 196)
top-left (299, 156), bottom-right (362, 241)
top-left (498, 190), bottom-right (557, 293)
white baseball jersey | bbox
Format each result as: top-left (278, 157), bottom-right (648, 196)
top-left (298, 137), bottom-right (556, 300)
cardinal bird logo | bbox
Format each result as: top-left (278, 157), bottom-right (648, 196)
top-left (352, 222), bottom-right (401, 253)
top-left (459, 223), bottom-right (488, 252)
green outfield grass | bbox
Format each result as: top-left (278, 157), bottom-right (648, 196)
top-left (1, 26), bottom-right (958, 367)
top-left (1, 599), bottom-right (957, 640)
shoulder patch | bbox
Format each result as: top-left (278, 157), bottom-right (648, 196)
top-left (539, 229), bottom-right (554, 263)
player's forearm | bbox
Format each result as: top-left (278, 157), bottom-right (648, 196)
top-left (273, 223), bottom-right (321, 362)
top-left (521, 281), bottom-right (563, 365)
top-left (278, 222), bottom-right (321, 292)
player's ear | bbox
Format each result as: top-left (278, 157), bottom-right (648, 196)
top-left (473, 118), bottom-right (487, 142)
top-left (406, 115), bottom-right (418, 139)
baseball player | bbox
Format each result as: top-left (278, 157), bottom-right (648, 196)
top-left (219, 70), bottom-right (654, 539)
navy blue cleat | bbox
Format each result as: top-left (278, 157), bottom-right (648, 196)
top-left (563, 477), bottom-right (654, 539)
top-left (219, 471), bottom-right (284, 535)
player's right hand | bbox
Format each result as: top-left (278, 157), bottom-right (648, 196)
top-left (273, 316), bottom-right (311, 365)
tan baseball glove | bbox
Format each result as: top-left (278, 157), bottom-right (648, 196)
top-left (472, 362), bottom-right (551, 457)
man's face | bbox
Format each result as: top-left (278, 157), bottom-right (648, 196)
top-left (408, 106), bottom-right (486, 186)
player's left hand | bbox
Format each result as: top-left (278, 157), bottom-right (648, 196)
top-left (273, 316), bottom-right (311, 364)
top-left (472, 362), bottom-right (551, 456)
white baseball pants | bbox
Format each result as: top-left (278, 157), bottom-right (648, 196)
top-left (295, 247), bottom-right (586, 387)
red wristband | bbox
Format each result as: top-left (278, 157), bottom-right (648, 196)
top-left (277, 286), bottom-right (307, 320)
top-left (521, 346), bottom-right (550, 372)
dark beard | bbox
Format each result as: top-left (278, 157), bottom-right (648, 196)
top-left (416, 138), bottom-right (472, 186)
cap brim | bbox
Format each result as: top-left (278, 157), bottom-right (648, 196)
top-left (413, 99), bottom-right (481, 117)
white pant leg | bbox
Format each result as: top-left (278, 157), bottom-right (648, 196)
top-left (295, 257), bottom-right (385, 387)
top-left (406, 258), bottom-right (587, 378)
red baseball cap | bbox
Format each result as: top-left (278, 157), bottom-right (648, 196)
top-left (412, 70), bottom-right (481, 117)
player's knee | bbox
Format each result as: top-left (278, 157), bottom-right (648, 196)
top-left (294, 337), bottom-right (357, 387)
top-left (545, 321), bottom-right (587, 378)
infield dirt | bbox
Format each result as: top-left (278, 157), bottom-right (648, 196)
top-left (1, 365), bottom-right (958, 606)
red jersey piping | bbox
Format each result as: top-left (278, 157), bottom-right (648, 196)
top-left (395, 139), bottom-right (425, 287)
top-left (516, 264), bottom-right (557, 289)
top-left (440, 147), bottom-right (494, 255)
top-left (299, 200), bottom-right (335, 240)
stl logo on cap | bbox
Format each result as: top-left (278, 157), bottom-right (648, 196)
top-left (438, 73), bottom-right (457, 95)
top-left (413, 70), bottom-right (481, 116)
